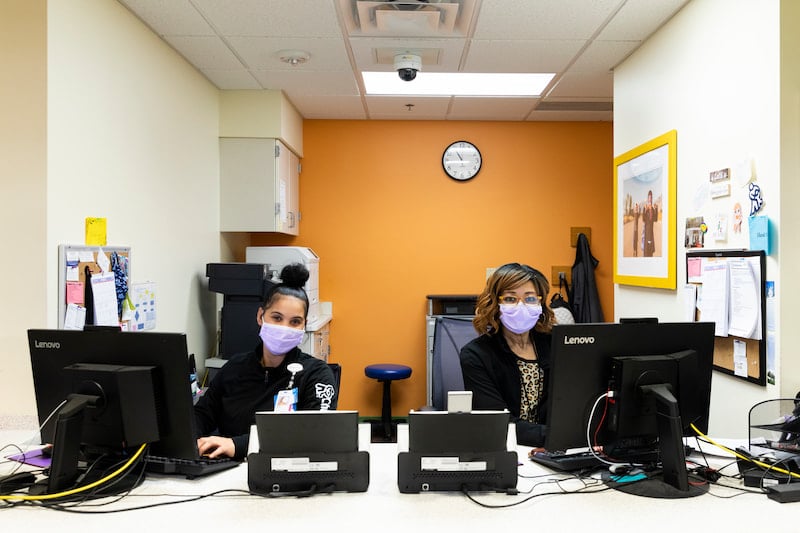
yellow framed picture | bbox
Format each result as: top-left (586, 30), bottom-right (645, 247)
top-left (613, 130), bottom-right (677, 289)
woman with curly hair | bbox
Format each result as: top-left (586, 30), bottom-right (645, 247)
top-left (459, 263), bottom-right (554, 447)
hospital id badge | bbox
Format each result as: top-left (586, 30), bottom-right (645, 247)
top-left (274, 388), bottom-right (298, 412)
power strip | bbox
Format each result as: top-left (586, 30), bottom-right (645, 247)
top-left (766, 484), bottom-right (800, 503)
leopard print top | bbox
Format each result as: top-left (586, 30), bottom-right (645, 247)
top-left (516, 358), bottom-right (544, 423)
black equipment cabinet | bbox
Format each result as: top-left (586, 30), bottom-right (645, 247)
top-left (206, 263), bottom-right (275, 359)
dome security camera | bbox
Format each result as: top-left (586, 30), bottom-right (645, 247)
top-left (394, 53), bottom-right (422, 82)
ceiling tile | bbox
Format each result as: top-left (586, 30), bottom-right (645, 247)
top-left (465, 39), bottom-right (586, 73)
top-left (528, 110), bottom-right (613, 122)
top-left (473, 0), bottom-right (620, 40)
top-left (289, 94), bottom-right (368, 119)
top-left (118, 0), bottom-right (216, 36)
top-left (192, 0), bottom-right (343, 37)
top-left (569, 39), bottom-right (641, 73)
top-left (251, 70), bottom-right (361, 96)
top-left (163, 36), bottom-right (243, 69)
top-left (448, 97), bottom-right (539, 121)
top-left (597, 0), bottom-right (690, 40)
top-left (348, 36), bottom-right (467, 72)
top-left (226, 36), bottom-right (351, 71)
top-left (548, 71), bottom-right (614, 99)
top-left (201, 68), bottom-right (262, 90)
top-left (365, 95), bottom-right (451, 119)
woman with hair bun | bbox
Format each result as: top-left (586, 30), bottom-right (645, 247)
top-left (459, 263), bottom-right (553, 447)
top-left (195, 263), bottom-right (337, 460)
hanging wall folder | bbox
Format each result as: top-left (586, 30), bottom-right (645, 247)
top-left (686, 249), bottom-right (766, 386)
top-left (58, 244), bottom-right (131, 329)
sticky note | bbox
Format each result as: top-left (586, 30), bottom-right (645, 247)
top-left (85, 217), bottom-right (107, 246)
top-left (748, 216), bottom-right (769, 254)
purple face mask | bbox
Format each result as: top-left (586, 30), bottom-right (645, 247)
top-left (259, 322), bottom-right (305, 355)
top-left (499, 303), bottom-right (543, 334)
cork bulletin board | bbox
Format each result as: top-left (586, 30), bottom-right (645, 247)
top-left (686, 249), bottom-right (766, 386)
top-left (57, 244), bottom-right (131, 329)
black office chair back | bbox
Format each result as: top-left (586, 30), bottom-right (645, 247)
top-left (327, 362), bottom-right (342, 408)
top-left (431, 317), bottom-right (476, 411)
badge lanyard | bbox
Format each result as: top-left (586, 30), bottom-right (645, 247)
top-left (274, 362), bottom-right (303, 412)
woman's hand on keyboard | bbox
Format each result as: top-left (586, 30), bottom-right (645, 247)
top-left (528, 447), bottom-right (547, 458)
top-left (197, 436), bottom-right (235, 459)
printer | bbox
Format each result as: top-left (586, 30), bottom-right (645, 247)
top-left (246, 246), bottom-right (320, 324)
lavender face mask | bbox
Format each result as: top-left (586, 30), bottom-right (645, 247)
top-left (259, 322), bottom-right (304, 355)
top-left (499, 303), bottom-right (542, 334)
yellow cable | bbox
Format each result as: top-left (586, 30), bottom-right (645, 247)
top-left (0, 443), bottom-right (147, 502)
top-left (690, 423), bottom-right (800, 480)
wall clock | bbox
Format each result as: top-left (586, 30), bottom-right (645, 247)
top-left (442, 140), bottom-right (482, 181)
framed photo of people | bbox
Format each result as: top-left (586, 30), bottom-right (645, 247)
top-left (613, 130), bottom-right (677, 289)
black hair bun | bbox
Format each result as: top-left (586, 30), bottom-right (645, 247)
top-left (280, 263), bottom-right (310, 289)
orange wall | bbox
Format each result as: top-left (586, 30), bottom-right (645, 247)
top-left (252, 120), bottom-right (614, 417)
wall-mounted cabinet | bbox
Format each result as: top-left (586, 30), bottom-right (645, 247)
top-left (220, 137), bottom-right (300, 234)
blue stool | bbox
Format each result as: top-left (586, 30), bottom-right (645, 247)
top-left (365, 363), bottom-right (412, 442)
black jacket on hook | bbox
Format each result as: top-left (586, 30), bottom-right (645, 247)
top-left (569, 233), bottom-right (604, 323)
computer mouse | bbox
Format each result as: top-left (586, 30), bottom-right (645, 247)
top-left (609, 463), bottom-right (633, 475)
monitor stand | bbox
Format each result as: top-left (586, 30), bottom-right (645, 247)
top-left (29, 456), bottom-right (146, 498)
top-left (602, 383), bottom-right (710, 499)
top-left (28, 394), bottom-right (147, 499)
top-left (602, 470), bottom-right (709, 499)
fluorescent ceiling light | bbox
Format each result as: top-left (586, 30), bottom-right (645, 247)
top-left (362, 72), bottom-right (555, 97)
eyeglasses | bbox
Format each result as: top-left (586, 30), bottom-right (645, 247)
top-left (500, 295), bottom-right (540, 305)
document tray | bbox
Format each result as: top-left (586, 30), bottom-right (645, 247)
top-left (397, 450), bottom-right (517, 493)
top-left (247, 451), bottom-right (370, 494)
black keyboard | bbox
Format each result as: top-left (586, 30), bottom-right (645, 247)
top-left (529, 450), bottom-right (605, 472)
top-left (144, 454), bottom-right (239, 479)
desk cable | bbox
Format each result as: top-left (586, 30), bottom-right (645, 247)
top-left (460, 477), bottom-right (617, 509)
top-left (1, 400), bottom-right (68, 477)
top-left (585, 391), bottom-right (619, 466)
top-left (265, 482), bottom-right (337, 498)
top-left (690, 423), bottom-right (800, 481)
top-left (0, 443), bottom-right (147, 503)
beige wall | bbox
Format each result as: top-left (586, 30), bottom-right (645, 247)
top-left (0, 1), bottom-right (47, 424)
top-left (0, 0), bottom-right (223, 418)
top-left (779, 0), bottom-right (800, 401)
top-left (614, 0), bottom-right (786, 437)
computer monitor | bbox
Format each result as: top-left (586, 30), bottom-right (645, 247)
top-left (544, 321), bottom-right (715, 498)
top-left (28, 328), bottom-right (196, 495)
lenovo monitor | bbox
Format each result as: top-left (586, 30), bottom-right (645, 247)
top-left (27, 328), bottom-right (200, 495)
top-left (543, 321), bottom-right (715, 497)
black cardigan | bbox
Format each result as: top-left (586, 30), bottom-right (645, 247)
top-left (459, 331), bottom-right (551, 447)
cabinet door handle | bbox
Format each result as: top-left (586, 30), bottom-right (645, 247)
top-left (288, 212), bottom-right (295, 228)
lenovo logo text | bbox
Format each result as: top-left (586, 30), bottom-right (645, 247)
top-left (34, 340), bottom-right (61, 349)
top-left (563, 336), bottom-right (595, 345)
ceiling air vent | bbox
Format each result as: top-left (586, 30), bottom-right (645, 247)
top-left (355, 1), bottom-right (460, 36)
top-left (536, 101), bottom-right (614, 112)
